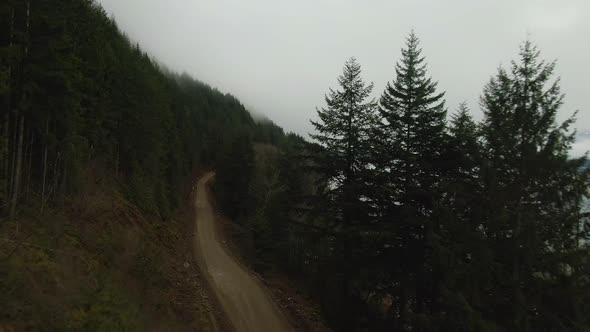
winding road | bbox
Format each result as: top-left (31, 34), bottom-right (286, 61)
top-left (192, 172), bottom-right (291, 332)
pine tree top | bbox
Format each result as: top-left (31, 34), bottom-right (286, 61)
top-left (379, 31), bottom-right (446, 123)
top-left (450, 102), bottom-right (477, 137)
top-left (311, 57), bottom-right (376, 144)
top-left (481, 40), bottom-right (572, 160)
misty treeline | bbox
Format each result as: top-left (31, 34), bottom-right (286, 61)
top-left (218, 33), bottom-right (590, 331)
top-left (0, 0), bottom-right (286, 219)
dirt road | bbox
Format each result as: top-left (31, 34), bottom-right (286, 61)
top-left (193, 173), bottom-right (291, 332)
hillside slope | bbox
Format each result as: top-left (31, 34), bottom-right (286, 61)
top-left (0, 0), bottom-right (287, 330)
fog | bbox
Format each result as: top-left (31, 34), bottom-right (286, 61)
top-left (96, 0), bottom-right (590, 154)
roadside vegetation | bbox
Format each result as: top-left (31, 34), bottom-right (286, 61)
top-left (214, 34), bottom-right (590, 332)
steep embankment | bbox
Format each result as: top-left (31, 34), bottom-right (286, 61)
top-left (1, 1), bottom-right (289, 330)
top-left (0, 166), bottom-right (221, 331)
top-left (193, 173), bottom-right (291, 332)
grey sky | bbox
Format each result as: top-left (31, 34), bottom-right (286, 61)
top-left (97, 0), bottom-right (590, 154)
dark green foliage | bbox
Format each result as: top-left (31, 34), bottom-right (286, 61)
top-left (214, 131), bottom-right (255, 222)
top-left (374, 31), bottom-right (447, 209)
top-left (0, 0), bottom-right (273, 217)
top-left (253, 118), bottom-right (286, 145)
top-left (308, 57), bottom-right (379, 329)
top-left (0, 0), bottom-right (285, 329)
top-left (310, 57), bottom-right (377, 219)
top-left (367, 32), bottom-right (449, 330)
top-left (299, 35), bottom-right (590, 332)
top-left (477, 41), bottom-right (590, 331)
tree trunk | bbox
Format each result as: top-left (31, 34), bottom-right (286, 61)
top-left (24, 130), bottom-right (33, 197)
top-left (9, 111), bottom-right (17, 202)
top-left (52, 151), bottom-right (61, 197)
top-left (10, 115), bottom-right (24, 218)
top-left (9, 0), bottom-right (30, 220)
top-left (398, 284), bottom-right (407, 331)
top-left (41, 119), bottom-right (48, 213)
top-left (61, 158), bottom-right (67, 193)
top-left (2, 7), bottom-right (15, 208)
top-left (115, 146), bottom-right (119, 176)
top-left (2, 112), bottom-right (9, 206)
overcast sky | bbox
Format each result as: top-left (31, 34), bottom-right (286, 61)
top-left (96, 0), bottom-right (590, 155)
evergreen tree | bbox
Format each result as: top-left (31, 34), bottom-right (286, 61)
top-left (310, 57), bottom-right (377, 226)
top-left (371, 31), bottom-right (447, 330)
top-left (309, 57), bottom-right (377, 329)
top-left (444, 102), bottom-right (482, 217)
top-left (448, 103), bottom-right (479, 173)
top-left (435, 103), bottom-right (488, 331)
top-left (375, 31), bottom-right (446, 205)
top-left (480, 40), bottom-right (590, 331)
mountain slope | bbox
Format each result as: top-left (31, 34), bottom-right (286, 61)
top-left (0, 0), bottom-right (287, 330)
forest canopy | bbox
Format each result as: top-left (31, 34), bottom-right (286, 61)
top-left (0, 0), bottom-right (285, 218)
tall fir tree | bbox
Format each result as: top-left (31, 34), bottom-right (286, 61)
top-left (309, 57), bottom-right (378, 329)
top-left (444, 102), bottom-right (481, 236)
top-left (375, 31), bottom-right (446, 203)
top-left (310, 57), bottom-right (377, 226)
top-left (448, 102), bottom-right (479, 175)
top-left (435, 103), bottom-right (488, 331)
top-left (480, 40), bottom-right (590, 331)
top-left (444, 102), bottom-right (482, 218)
top-left (371, 31), bottom-right (447, 330)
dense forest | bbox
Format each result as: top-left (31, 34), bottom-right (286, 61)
top-left (0, 0), bottom-right (287, 218)
top-left (2, 0), bottom-right (590, 331)
top-left (0, 0), bottom-right (287, 330)
top-left (217, 35), bottom-right (590, 332)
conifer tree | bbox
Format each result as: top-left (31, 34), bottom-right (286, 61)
top-left (434, 103), bottom-right (488, 331)
top-left (371, 31), bottom-right (447, 329)
top-left (445, 102), bottom-right (481, 211)
top-left (309, 57), bottom-right (377, 329)
top-left (480, 40), bottom-right (590, 331)
top-left (449, 103), bottom-right (479, 168)
top-left (376, 31), bottom-right (446, 202)
top-left (310, 57), bottom-right (377, 226)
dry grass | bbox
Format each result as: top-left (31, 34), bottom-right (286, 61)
top-left (0, 165), bottom-right (219, 331)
